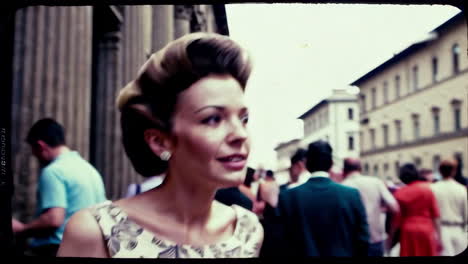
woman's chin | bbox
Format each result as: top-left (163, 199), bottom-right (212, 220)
top-left (217, 173), bottom-right (246, 188)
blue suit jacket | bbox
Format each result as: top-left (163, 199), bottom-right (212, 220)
top-left (261, 177), bottom-right (369, 257)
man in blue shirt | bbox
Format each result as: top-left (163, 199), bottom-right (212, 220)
top-left (12, 118), bottom-right (106, 256)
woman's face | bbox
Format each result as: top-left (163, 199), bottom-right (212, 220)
top-left (169, 74), bottom-right (250, 188)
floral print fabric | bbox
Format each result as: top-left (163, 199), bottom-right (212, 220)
top-left (90, 201), bottom-right (263, 258)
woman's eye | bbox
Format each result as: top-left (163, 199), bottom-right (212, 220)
top-left (201, 115), bottom-right (222, 125)
top-left (241, 114), bottom-right (249, 124)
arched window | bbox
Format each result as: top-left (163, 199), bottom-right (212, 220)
top-left (348, 108), bottom-right (354, 120)
top-left (383, 81), bottom-right (389, 103)
top-left (348, 136), bottom-right (354, 150)
top-left (395, 75), bottom-right (401, 98)
top-left (371, 87), bottom-right (377, 109)
top-left (432, 107), bottom-right (440, 135)
top-left (452, 99), bottom-right (462, 131)
top-left (395, 120), bottom-right (402, 144)
top-left (452, 44), bottom-right (460, 74)
top-left (382, 124), bottom-right (389, 147)
top-left (412, 114), bottom-right (420, 140)
top-left (412, 65), bottom-right (419, 91)
top-left (432, 57), bottom-right (438, 82)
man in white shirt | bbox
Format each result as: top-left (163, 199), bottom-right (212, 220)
top-left (341, 157), bottom-right (400, 256)
top-left (430, 159), bottom-right (468, 256)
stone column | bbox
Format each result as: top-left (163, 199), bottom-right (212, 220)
top-left (151, 5), bottom-right (174, 52)
top-left (174, 5), bottom-right (192, 38)
top-left (11, 6), bottom-right (93, 220)
top-left (92, 31), bottom-right (121, 198)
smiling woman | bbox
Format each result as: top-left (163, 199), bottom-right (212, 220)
top-left (56, 32), bottom-right (263, 258)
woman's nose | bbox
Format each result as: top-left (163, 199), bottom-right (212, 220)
top-left (228, 119), bottom-right (248, 145)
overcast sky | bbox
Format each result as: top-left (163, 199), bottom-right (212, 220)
top-left (225, 3), bottom-right (462, 170)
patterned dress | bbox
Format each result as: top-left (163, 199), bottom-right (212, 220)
top-left (90, 201), bottom-right (263, 258)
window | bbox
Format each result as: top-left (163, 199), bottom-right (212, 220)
top-left (348, 136), bottom-right (354, 150)
top-left (348, 108), bottom-right (354, 120)
top-left (374, 164), bottom-right (379, 178)
top-left (395, 161), bottom-right (400, 177)
top-left (383, 124), bottom-right (389, 147)
top-left (395, 120), bottom-right (402, 144)
top-left (364, 163), bottom-right (369, 174)
top-left (383, 163), bottom-right (389, 178)
top-left (432, 57), bottom-right (438, 82)
top-left (432, 107), bottom-right (440, 135)
top-left (370, 129), bottom-right (376, 150)
top-left (452, 99), bottom-right (462, 131)
top-left (395, 75), bottom-right (401, 98)
top-left (360, 94), bottom-right (367, 113)
top-left (452, 43), bottom-right (460, 74)
top-left (414, 157), bottom-right (422, 168)
top-left (412, 65), bottom-right (419, 91)
top-left (307, 120), bottom-right (312, 135)
top-left (454, 108), bottom-right (461, 131)
top-left (412, 114), bottom-right (420, 140)
top-left (454, 153), bottom-right (463, 171)
top-left (359, 131), bottom-right (363, 151)
top-left (371, 87), bottom-right (377, 109)
top-left (433, 155), bottom-right (441, 175)
top-left (383, 81), bottom-right (389, 103)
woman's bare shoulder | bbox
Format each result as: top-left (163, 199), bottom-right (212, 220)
top-left (57, 208), bottom-right (109, 258)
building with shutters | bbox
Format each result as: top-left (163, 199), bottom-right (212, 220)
top-left (274, 89), bottom-right (359, 183)
top-left (351, 12), bottom-right (468, 182)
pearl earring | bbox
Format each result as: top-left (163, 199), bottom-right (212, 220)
top-left (160, 150), bottom-right (171, 161)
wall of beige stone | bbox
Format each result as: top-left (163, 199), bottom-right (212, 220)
top-left (362, 137), bottom-right (468, 181)
top-left (358, 17), bottom-right (468, 180)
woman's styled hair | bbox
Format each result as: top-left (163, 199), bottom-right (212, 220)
top-left (117, 32), bottom-right (252, 177)
top-left (399, 163), bottom-right (420, 184)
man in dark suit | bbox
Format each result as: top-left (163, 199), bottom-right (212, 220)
top-left (215, 187), bottom-right (253, 210)
top-left (261, 140), bottom-right (369, 257)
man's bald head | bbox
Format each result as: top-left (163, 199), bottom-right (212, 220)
top-left (343, 157), bottom-right (361, 176)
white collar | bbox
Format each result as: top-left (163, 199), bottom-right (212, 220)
top-left (287, 171), bottom-right (311, 189)
top-left (309, 171), bottom-right (330, 178)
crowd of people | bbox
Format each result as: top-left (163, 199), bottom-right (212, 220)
top-left (10, 32), bottom-right (467, 258)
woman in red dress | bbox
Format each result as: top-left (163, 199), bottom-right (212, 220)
top-left (388, 163), bottom-right (442, 256)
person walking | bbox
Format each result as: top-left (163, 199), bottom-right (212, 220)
top-left (261, 140), bottom-right (369, 257)
top-left (341, 157), bottom-right (400, 256)
top-left (430, 159), bottom-right (467, 256)
top-left (12, 118), bottom-right (106, 256)
top-left (388, 163), bottom-right (442, 256)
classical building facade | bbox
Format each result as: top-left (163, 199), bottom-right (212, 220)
top-left (7, 4), bottom-right (229, 220)
top-left (351, 12), bottom-right (468, 182)
top-left (274, 89), bottom-right (359, 182)
top-left (299, 89), bottom-right (360, 166)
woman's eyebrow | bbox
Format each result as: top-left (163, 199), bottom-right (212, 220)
top-left (194, 105), bottom-right (224, 114)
